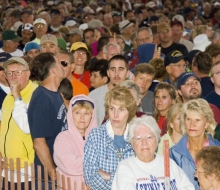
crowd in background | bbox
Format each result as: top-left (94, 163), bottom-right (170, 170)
top-left (1, 0), bottom-right (220, 189)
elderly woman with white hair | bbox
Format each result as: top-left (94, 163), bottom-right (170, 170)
top-left (112, 115), bottom-right (194, 190)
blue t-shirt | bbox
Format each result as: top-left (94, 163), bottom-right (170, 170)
top-left (205, 90), bottom-right (220, 110)
top-left (114, 135), bottom-right (126, 161)
top-left (28, 86), bottom-right (67, 178)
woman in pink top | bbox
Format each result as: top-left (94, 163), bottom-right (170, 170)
top-left (54, 95), bottom-right (97, 189)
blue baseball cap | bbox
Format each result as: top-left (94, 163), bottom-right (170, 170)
top-left (23, 42), bottom-right (40, 54)
top-left (177, 72), bottom-right (200, 89)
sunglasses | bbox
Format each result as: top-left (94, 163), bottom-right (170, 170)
top-left (61, 61), bottom-right (68, 67)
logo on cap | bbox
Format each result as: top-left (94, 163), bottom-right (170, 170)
top-left (171, 50), bottom-right (183, 58)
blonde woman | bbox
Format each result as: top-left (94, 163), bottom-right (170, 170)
top-left (157, 103), bottom-right (183, 155)
top-left (170, 98), bottom-right (220, 190)
top-left (192, 25), bottom-right (213, 40)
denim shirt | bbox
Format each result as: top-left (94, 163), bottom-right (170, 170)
top-left (83, 120), bottom-right (134, 190)
top-left (170, 134), bottom-right (220, 190)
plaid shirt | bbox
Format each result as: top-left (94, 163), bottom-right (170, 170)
top-left (84, 121), bottom-right (134, 190)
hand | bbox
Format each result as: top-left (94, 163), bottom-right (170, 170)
top-left (98, 170), bottom-right (110, 180)
top-left (10, 81), bottom-right (22, 99)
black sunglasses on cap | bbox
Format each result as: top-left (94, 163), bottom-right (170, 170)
top-left (61, 61), bottom-right (68, 67)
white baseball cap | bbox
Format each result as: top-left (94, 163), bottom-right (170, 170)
top-left (33, 18), bottom-right (47, 26)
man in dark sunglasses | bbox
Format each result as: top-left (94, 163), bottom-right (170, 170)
top-left (56, 51), bottom-right (89, 96)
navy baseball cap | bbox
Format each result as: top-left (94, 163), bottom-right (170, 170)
top-left (177, 72), bottom-right (200, 89)
top-left (164, 50), bottom-right (188, 67)
top-left (0, 52), bottom-right (12, 63)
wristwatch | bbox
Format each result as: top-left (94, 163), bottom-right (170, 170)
top-left (14, 97), bottom-right (22, 102)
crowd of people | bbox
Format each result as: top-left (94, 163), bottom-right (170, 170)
top-left (1, 0), bottom-right (220, 190)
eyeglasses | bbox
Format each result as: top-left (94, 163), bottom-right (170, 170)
top-left (74, 51), bottom-right (87, 55)
top-left (194, 169), bottom-right (206, 176)
top-left (133, 134), bottom-right (155, 143)
top-left (35, 24), bottom-right (45, 28)
top-left (5, 70), bottom-right (27, 78)
top-left (61, 61), bottom-right (68, 67)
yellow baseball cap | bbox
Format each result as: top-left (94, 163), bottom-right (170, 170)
top-left (70, 42), bottom-right (88, 52)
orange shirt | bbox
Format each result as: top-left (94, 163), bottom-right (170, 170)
top-left (71, 77), bottom-right (89, 96)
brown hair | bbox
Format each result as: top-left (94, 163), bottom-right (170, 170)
top-left (105, 86), bottom-right (137, 123)
top-left (153, 82), bottom-right (177, 121)
top-left (149, 58), bottom-right (168, 80)
top-left (196, 146), bottom-right (220, 180)
top-left (134, 64), bottom-right (155, 77)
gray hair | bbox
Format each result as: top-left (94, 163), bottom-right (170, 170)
top-left (136, 27), bottom-right (153, 39)
top-left (103, 42), bottom-right (120, 54)
top-left (128, 115), bottom-right (161, 144)
top-left (212, 29), bottom-right (220, 41)
top-left (120, 80), bottom-right (142, 100)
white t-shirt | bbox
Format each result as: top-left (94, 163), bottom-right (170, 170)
top-left (0, 48), bottom-right (23, 57)
top-left (112, 155), bottom-right (194, 190)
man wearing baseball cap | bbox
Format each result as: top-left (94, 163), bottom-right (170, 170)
top-left (0, 30), bottom-right (23, 57)
top-left (0, 57), bottom-right (38, 188)
top-left (119, 20), bottom-right (135, 52)
top-left (32, 18), bottom-right (48, 45)
top-left (164, 49), bottom-right (188, 85)
top-left (157, 22), bottom-right (188, 56)
top-left (177, 72), bottom-right (201, 102)
top-left (40, 34), bottom-right (58, 54)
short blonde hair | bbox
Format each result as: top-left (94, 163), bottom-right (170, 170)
top-left (105, 86), bottom-right (137, 122)
top-left (180, 99), bottom-right (216, 136)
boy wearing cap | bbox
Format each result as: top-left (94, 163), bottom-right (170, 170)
top-left (0, 57), bottom-right (38, 188)
top-left (32, 18), bottom-right (48, 45)
top-left (157, 22), bottom-right (188, 56)
top-left (164, 50), bottom-right (188, 85)
top-left (40, 34), bottom-right (58, 54)
top-left (23, 42), bottom-right (40, 59)
top-left (0, 30), bottom-right (23, 57)
top-left (18, 23), bottom-right (34, 51)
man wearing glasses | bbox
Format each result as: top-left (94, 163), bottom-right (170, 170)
top-left (164, 49), bottom-right (188, 86)
top-left (0, 57), bottom-right (38, 189)
top-left (32, 18), bottom-right (48, 45)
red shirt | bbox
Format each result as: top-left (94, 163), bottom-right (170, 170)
top-left (73, 71), bottom-right (91, 89)
top-left (157, 115), bottom-right (166, 130)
